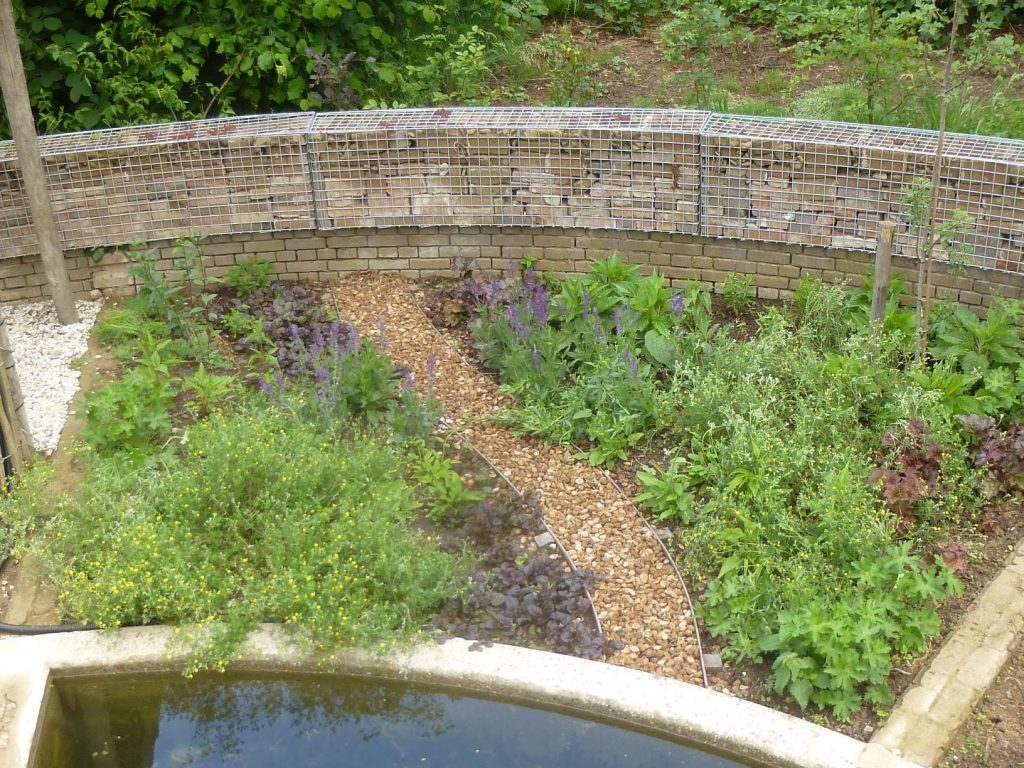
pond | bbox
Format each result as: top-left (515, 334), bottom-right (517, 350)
top-left (34, 672), bottom-right (759, 767)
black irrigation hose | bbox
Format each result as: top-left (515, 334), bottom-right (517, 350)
top-left (0, 621), bottom-right (98, 635)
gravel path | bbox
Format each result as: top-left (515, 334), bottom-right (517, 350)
top-left (2, 300), bottom-right (102, 454)
top-left (332, 272), bottom-right (704, 685)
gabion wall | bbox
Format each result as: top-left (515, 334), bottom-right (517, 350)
top-left (0, 108), bottom-right (1021, 272)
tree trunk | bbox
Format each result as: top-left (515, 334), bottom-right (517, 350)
top-left (0, 0), bottom-right (79, 325)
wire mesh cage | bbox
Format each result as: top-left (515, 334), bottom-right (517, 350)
top-left (701, 114), bottom-right (1024, 272)
top-left (307, 108), bottom-right (708, 233)
top-left (0, 108), bottom-right (1022, 274)
top-left (0, 114), bottom-right (316, 258)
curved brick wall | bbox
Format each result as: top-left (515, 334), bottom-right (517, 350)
top-left (0, 108), bottom-right (1022, 304)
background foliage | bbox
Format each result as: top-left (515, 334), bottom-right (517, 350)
top-left (5, 0), bottom-right (1022, 137)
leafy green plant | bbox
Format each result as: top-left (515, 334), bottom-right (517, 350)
top-left (536, 28), bottom-right (606, 106)
top-left (636, 458), bottom-right (699, 524)
top-left (473, 257), bottom-right (681, 465)
top-left (128, 237), bottom-right (217, 357)
top-left (80, 367), bottom-right (176, 455)
top-left (412, 447), bottom-right (486, 524)
top-left (182, 364), bottom-right (238, 417)
top-left (846, 272), bottom-right (917, 341)
top-left (660, 1), bottom-right (750, 63)
top-left (224, 257), bottom-right (273, 298)
top-left (94, 304), bottom-right (172, 361)
top-left (929, 299), bottom-right (1024, 376)
top-left (764, 543), bottom-right (960, 717)
top-left (721, 272), bottom-right (755, 315)
top-left (791, 275), bottom-right (850, 352)
top-left (582, 0), bottom-right (666, 33)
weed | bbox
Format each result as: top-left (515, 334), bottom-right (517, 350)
top-left (224, 257), bottom-right (273, 298)
top-left (722, 272), bottom-right (755, 315)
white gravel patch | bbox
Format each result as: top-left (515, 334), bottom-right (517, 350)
top-left (3, 299), bottom-right (102, 454)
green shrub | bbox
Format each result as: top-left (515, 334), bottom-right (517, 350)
top-left (39, 401), bottom-right (462, 673)
top-left (80, 367), bottom-right (176, 455)
top-left (639, 313), bottom-right (974, 717)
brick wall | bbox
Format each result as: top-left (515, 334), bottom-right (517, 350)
top-left (6, 227), bottom-right (1024, 309)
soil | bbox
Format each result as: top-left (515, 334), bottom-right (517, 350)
top-left (939, 636), bottom-right (1024, 768)
top-left (501, 16), bottom-right (1024, 116)
top-left (504, 17), bottom-right (843, 111)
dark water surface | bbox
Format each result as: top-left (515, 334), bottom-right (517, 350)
top-left (34, 673), bottom-right (756, 767)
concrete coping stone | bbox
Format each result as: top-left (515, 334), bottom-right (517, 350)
top-left (0, 628), bottom-right (923, 768)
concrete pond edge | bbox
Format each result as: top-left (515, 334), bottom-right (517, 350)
top-left (0, 628), bottom-right (919, 768)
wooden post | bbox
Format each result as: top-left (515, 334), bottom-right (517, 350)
top-left (871, 220), bottom-right (896, 332)
top-left (0, 311), bottom-right (31, 457)
top-left (0, 0), bottom-right (78, 324)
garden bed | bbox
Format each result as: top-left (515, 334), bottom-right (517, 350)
top-left (0, 244), bottom-right (616, 674)
top-left (415, 257), bottom-right (1024, 738)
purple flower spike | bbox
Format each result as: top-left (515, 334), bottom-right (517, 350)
top-left (530, 284), bottom-right (549, 325)
top-left (613, 306), bottom-right (624, 335)
top-left (507, 304), bottom-right (526, 340)
top-left (260, 378), bottom-right (274, 396)
top-left (404, 371), bottom-right (415, 388)
top-left (289, 323), bottom-right (301, 342)
top-left (531, 345), bottom-right (542, 371)
top-left (582, 291), bottom-right (592, 317)
top-left (624, 349), bottom-right (639, 381)
top-left (669, 293), bottom-right (685, 317)
top-left (328, 321), bottom-right (341, 349)
top-left (426, 354), bottom-right (437, 382)
top-left (315, 367), bottom-right (329, 383)
top-left (273, 368), bottom-right (285, 387)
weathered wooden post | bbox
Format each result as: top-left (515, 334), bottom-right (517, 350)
top-left (0, 310), bottom-right (30, 460)
top-left (0, 0), bottom-right (79, 324)
top-left (871, 220), bottom-right (897, 332)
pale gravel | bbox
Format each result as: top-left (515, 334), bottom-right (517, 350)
top-left (3, 300), bottom-right (102, 454)
top-left (332, 272), bottom-right (705, 685)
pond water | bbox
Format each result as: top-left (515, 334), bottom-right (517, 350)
top-left (34, 672), bottom-right (759, 768)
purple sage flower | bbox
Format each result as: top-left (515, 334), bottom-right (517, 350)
top-left (613, 306), bottom-right (625, 335)
top-left (531, 345), bottom-right (543, 374)
top-left (404, 371), bottom-right (415, 388)
top-left (669, 293), bottom-right (685, 317)
top-left (506, 304), bottom-right (526, 340)
top-left (530, 284), bottom-right (550, 325)
top-left (273, 368), bottom-right (285, 388)
top-left (315, 367), bottom-right (329, 383)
